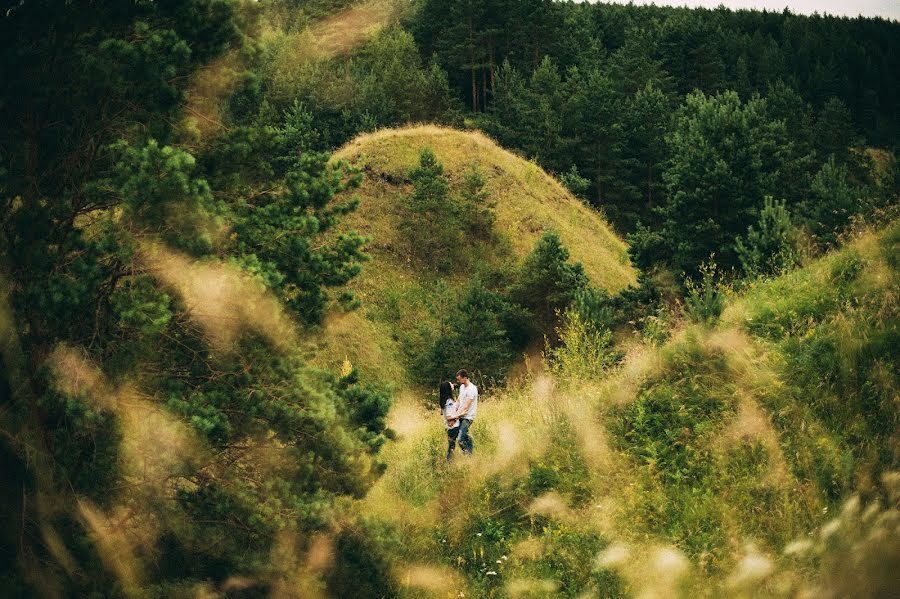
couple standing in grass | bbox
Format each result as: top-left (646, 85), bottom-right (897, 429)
top-left (438, 369), bottom-right (478, 462)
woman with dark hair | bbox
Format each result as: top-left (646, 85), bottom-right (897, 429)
top-left (439, 381), bottom-right (460, 462)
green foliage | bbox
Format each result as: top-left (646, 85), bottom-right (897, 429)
top-left (613, 350), bottom-right (735, 487)
top-left (412, 282), bottom-right (528, 387)
top-left (259, 26), bottom-right (454, 150)
top-left (609, 334), bottom-right (739, 565)
top-left (526, 418), bottom-right (593, 506)
top-left (545, 310), bottom-right (616, 381)
top-left (683, 261), bottom-right (730, 326)
top-left (230, 150), bottom-right (368, 324)
top-left (814, 97), bottom-right (862, 164)
top-left (37, 383), bottom-right (123, 507)
top-left (325, 520), bottom-right (399, 598)
top-left (352, 28), bottom-right (454, 128)
top-left (514, 231), bottom-right (589, 332)
top-left (631, 90), bottom-right (792, 274)
top-left (735, 196), bottom-right (800, 277)
top-left (400, 148), bottom-right (463, 270)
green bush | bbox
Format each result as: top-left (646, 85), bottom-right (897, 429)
top-left (526, 418), bottom-right (593, 506)
top-left (514, 231), bottom-right (589, 332)
top-left (735, 196), bottom-right (800, 277)
top-left (683, 261), bottom-right (730, 326)
top-left (545, 310), bottom-right (617, 380)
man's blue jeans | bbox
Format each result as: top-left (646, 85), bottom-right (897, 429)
top-left (457, 418), bottom-right (474, 454)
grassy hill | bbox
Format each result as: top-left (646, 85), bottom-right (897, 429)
top-left (305, 125), bottom-right (636, 384)
top-left (338, 221), bottom-right (899, 598)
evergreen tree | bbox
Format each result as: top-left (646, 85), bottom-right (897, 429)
top-left (416, 283), bottom-right (525, 387)
top-left (459, 162), bottom-right (497, 239)
top-left (514, 231), bottom-right (588, 331)
top-left (564, 67), bottom-right (624, 213)
top-left (401, 148), bottom-right (464, 270)
top-left (735, 196), bottom-right (799, 277)
top-left (618, 82), bottom-right (671, 230)
top-left (631, 90), bottom-right (791, 275)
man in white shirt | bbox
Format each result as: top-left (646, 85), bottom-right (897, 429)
top-left (452, 369), bottom-right (478, 455)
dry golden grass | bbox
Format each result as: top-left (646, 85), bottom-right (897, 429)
top-left (308, 0), bottom-right (399, 58)
top-left (333, 125), bottom-right (635, 291)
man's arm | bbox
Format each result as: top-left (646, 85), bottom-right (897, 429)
top-left (452, 391), bottom-right (472, 419)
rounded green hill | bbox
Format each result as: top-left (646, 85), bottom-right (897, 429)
top-left (308, 125), bottom-right (636, 382)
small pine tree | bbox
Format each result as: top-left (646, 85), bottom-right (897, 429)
top-left (401, 148), bottom-right (464, 269)
top-left (559, 165), bottom-right (591, 200)
top-left (735, 196), bottom-right (799, 277)
top-left (515, 231), bottom-right (589, 331)
top-left (459, 162), bottom-right (496, 238)
top-left (805, 157), bottom-right (863, 247)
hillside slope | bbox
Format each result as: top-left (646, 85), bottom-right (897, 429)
top-left (307, 125), bottom-right (636, 382)
top-left (344, 221), bottom-right (899, 598)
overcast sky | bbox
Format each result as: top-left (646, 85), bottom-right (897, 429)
top-left (598, 1), bottom-right (900, 20)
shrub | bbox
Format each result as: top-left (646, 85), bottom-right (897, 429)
top-left (683, 260), bottom-right (730, 325)
top-left (735, 196), bottom-right (800, 277)
top-left (545, 310), bottom-right (617, 380)
top-left (514, 231), bottom-right (588, 332)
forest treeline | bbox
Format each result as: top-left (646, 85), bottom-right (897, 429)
top-left (410, 0), bottom-right (899, 268)
top-left (244, 0), bottom-right (898, 271)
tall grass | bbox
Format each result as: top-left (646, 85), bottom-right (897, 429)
top-left (340, 223), bottom-right (899, 597)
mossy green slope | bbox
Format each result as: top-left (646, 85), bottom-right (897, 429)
top-left (307, 125), bottom-right (636, 383)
